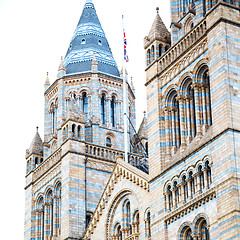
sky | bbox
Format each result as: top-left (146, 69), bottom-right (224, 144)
top-left (0, 0), bottom-right (170, 238)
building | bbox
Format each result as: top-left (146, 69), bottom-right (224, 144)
top-left (24, 0), bottom-right (240, 240)
top-left (24, 0), bottom-right (147, 239)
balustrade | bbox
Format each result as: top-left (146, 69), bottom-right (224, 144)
top-left (155, 20), bottom-right (207, 73)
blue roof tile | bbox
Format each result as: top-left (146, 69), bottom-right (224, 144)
top-left (64, 1), bottom-right (120, 77)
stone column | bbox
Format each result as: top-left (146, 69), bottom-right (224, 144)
top-left (165, 191), bottom-right (170, 211)
top-left (186, 178), bottom-right (192, 200)
top-left (179, 182), bottom-right (186, 204)
top-left (106, 97), bottom-right (111, 127)
top-left (172, 186), bottom-right (177, 208)
top-left (195, 172), bottom-right (201, 194)
top-left (203, 167), bottom-right (209, 189)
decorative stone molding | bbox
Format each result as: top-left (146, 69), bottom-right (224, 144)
top-left (164, 187), bottom-right (216, 225)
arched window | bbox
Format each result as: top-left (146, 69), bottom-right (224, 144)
top-left (36, 196), bottom-right (44, 239)
top-left (199, 220), bottom-right (210, 240)
top-left (146, 49), bottom-right (151, 66)
top-left (151, 45), bottom-right (155, 62)
top-left (77, 126), bottom-right (81, 138)
top-left (165, 90), bottom-right (181, 156)
top-left (72, 124), bottom-right (76, 137)
top-left (146, 211), bottom-right (151, 237)
top-left (198, 166), bottom-right (204, 192)
top-left (126, 201), bottom-right (131, 235)
top-left (203, 70), bottom-right (212, 126)
top-left (83, 92), bottom-right (88, 120)
top-left (50, 103), bottom-right (57, 134)
top-left (189, 171), bottom-right (195, 197)
top-left (111, 96), bottom-right (116, 127)
top-left (45, 189), bottom-right (54, 237)
top-left (133, 211), bottom-right (140, 234)
top-left (116, 224), bottom-right (122, 240)
top-left (101, 94), bottom-right (106, 124)
top-left (106, 137), bottom-right (112, 147)
top-left (54, 182), bottom-right (62, 237)
top-left (86, 211), bottom-right (93, 228)
top-left (184, 227), bottom-right (193, 240)
top-left (159, 44), bottom-right (163, 57)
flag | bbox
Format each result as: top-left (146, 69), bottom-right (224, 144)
top-left (122, 16), bottom-right (129, 62)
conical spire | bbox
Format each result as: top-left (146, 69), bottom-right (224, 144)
top-left (148, 7), bottom-right (170, 41)
top-left (64, 0), bottom-right (119, 77)
top-left (26, 127), bottom-right (43, 158)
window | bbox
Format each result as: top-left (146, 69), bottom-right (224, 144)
top-left (146, 211), bottom-right (151, 237)
top-left (86, 212), bottom-right (93, 228)
top-left (98, 39), bottom-right (102, 45)
top-left (111, 97), bottom-right (116, 126)
top-left (101, 94), bottom-right (106, 124)
top-left (82, 39), bottom-right (86, 44)
top-left (106, 137), bottom-right (112, 147)
top-left (83, 93), bottom-right (88, 120)
top-left (116, 224), bottom-right (122, 240)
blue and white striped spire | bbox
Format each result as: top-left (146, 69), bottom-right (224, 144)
top-left (64, 0), bottom-right (120, 77)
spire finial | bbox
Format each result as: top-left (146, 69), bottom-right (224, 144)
top-left (36, 126), bottom-right (39, 133)
top-left (86, 0), bottom-right (92, 3)
top-left (156, 7), bottom-right (159, 14)
top-left (144, 111), bottom-right (146, 118)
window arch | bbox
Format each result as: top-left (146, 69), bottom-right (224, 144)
top-left (101, 94), bottom-right (106, 124)
top-left (145, 211), bottom-right (151, 237)
top-left (111, 96), bottom-right (116, 127)
top-left (116, 223), bottom-right (122, 240)
top-left (50, 102), bottom-right (57, 134)
top-left (150, 45), bottom-right (155, 62)
top-left (164, 89), bottom-right (181, 157)
top-left (184, 226), bottom-right (193, 240)
top-left (45, 188), bottom-right (54, 237)
top-left (146, 49), bottom-right (151, 66)
top-left (86, 211), bottom-right (93, 228)
top-left (82, 92), bottom-right (88, 120)
top-left (132, 210), bottom-right (140, 234)
top-left (35, 196), bottom-right (44, 239)
top-left (106, 137), bottom-right (112, 147)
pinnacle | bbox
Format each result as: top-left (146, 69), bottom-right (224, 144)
top-left (148, 8), bottom-right (170, 40)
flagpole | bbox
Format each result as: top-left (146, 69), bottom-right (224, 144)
top-left (122, 15), bottom-right (128, 163)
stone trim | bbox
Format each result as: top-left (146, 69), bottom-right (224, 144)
top-left (164, 187), bottom-right (216, 225)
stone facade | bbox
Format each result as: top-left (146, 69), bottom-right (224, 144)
top-left (25, 1), bottom-right (240, 240)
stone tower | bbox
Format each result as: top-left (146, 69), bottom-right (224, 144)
top-left (24, 1), bottom-right (137, 239)
top-left (145, 0), bottom-right (240, 239)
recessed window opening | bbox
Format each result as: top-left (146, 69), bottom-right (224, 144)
top-left (98, 39), bottom-right (102, 45)
top-left (82, 39), bottom-right (86, 44)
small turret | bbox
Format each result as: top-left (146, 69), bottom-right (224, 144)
top-left (44, 72), bottom-right (50, 90)
top-left (57, 56), bottom-right (66, 79)
top-left (144, 7), bottom-right (171, 66)
top-left (25, 127), bottom-right (44, 174)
